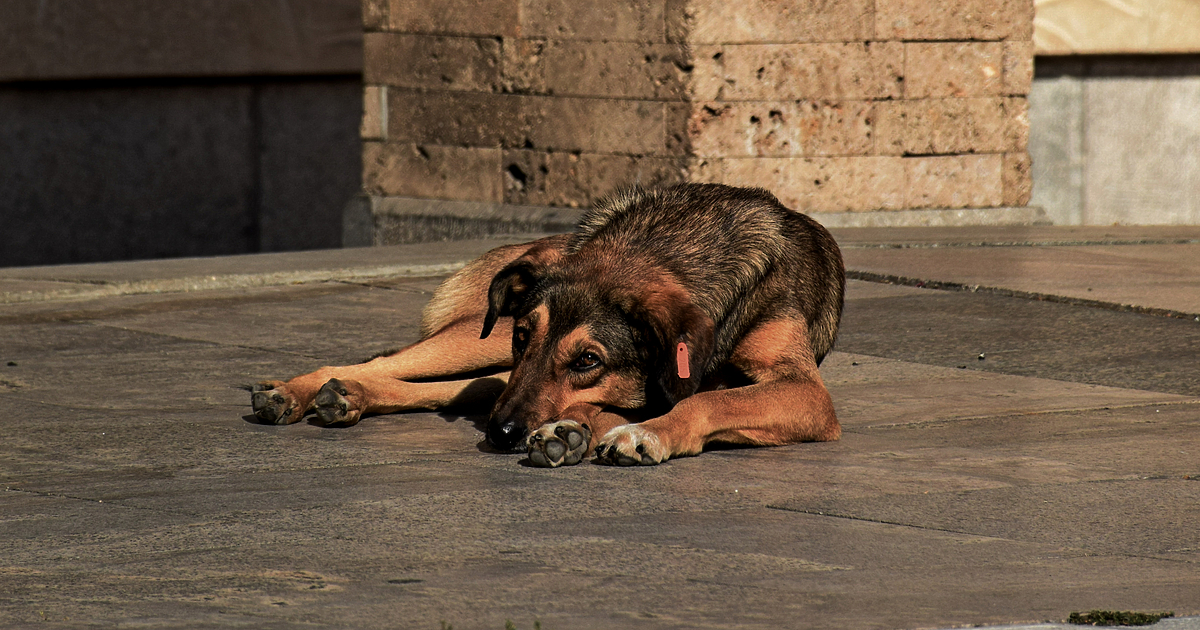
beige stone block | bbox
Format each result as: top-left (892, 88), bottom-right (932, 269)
top-left (363, 142), bottom-right (502, 201)
top-left (364, 33), bottom-right (502, 92)
top-left (501, 39), bottom-right (548, 94)
top-left (1003, 152), bottom-right (1032, 206)
top-left (386, 0), bottom-right (519, 37)
top-left (542, 41), bottom-right (690, 100)
top-left (387, 90), bottom-right (523, 148)
top-left (904, 43), bottom-right (1004, 98)
top-left (528, 98), bottom-right (667, 155)
top-left (682, 101), bottom-right (875, 158)
top-left (361, 86), bottom-right (387, 141)
top-left (691, 42), bottom-right (903, 101)
top-left (522, 0), bottom-right (665, 41)
top-left (876, 98), bottom-right (1008, 155)
top-left (904, 154), bottom-right (1003, 208)
top-left (681, 0), bottom-right (873, 44)
top-left (1003, 41), bottom-right (1034, 95)
top-left (1003, 97), bottom-right (1029, 153)
top-left (502, 150), bottom-right (688, 207)
top-left (363, 0), bottom-right (388, 31)
top-left (876, 0), bottom-right (1029, 41)
top-left (1034, 0), bottom-right (1200, 54)
top-left (691, 157), bottom-right (907, 212)
top-left (387, 91), bottom-right (668, 155)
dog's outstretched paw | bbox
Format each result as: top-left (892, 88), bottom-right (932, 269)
top-left (527, 420), bottom-right (592, 468)
top-left (251, 382), bottom-right (302, 425)
top-left (313, 378), bottom-right (363, 426)
top-left (595, 425), bottom-right (668, 466)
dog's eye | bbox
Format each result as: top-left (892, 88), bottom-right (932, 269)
top-left (512, 327), bottom-right (530, 353)
top-left (570, 352), bottom-right (602, 372)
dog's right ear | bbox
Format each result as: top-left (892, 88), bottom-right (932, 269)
top-left (480, 260), bottom-right (540, 339)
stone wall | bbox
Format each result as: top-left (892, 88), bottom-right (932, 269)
top-left (0, 0), bottom-right (363, 267)
top-left (360, 0), bottom-right (1037, 239)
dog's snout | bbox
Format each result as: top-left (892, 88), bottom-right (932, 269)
top-left (486, 417), bottom-right (528, 452)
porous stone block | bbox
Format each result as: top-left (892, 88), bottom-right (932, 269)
top-left (1004, 97), bottom-right (1029, 153)
top-left (387, 90), bottom-right (667, 155)
top-left (364, 33), bottom-right (502, 93)
top-left (501, 150), bottom-right (687, 207)
top-left (363, 142), bottom-right (502, 201)
top-left (363, 0), bottom-right (388, 31)
top-left (521, 0), bottom-right (666, 41)
top-left (680, 0), bottom-right (873, 44)
top-left (876, 0), bottom-right (1032, 41)
top-left (875, 98), bottom-right (1009, 155)
top-left (501, 39), bottom-right (548, 94)
top-left (679, 101), bottom-right (875, 158)
top-left (542, 41), bottom-right (691, 100)
top-left (360, 86), bottom-right (386, 141)
top-left (690, 42), bottom-right (903, 101)
top-left (387, 90), bottom-right (522, 148)
top-left (904, 154), bottom-right (1003, 208)
top-left (1002, 152), bottom-right (1032, 206)
top-left (1003, 41), bottom-right (1034, 95)
top-left (904, 42), bottom-right (1004, 98)
top-left (385, 0), bottom-right (519, 38)
top-left (691, 156), bottom-right (906, 212)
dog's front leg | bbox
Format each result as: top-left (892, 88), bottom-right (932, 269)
top-left (525, 404), bottom-right (637, 467)
top-left (593, 378), bottom-right (840, 466)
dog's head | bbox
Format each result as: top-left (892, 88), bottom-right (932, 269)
top-left (479, 254), bottom-right (714, 451)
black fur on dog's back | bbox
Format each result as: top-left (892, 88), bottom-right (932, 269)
top-left (569, 183), bottom-right (845, 367)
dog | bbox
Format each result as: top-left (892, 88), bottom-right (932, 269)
top-left (251, 183), bottom-right (845, 467)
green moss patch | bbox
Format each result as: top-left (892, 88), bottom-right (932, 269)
top-left (1068, 610), bottom-right (1174, 626)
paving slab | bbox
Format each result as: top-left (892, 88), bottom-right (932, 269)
top-left (2, 227), bottom-right (1199, 629)
top-left (841, 242), bottom-right (1200, 316)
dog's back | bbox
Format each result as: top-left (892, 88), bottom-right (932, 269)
top-left (569, 183), bottom-right (845, 364)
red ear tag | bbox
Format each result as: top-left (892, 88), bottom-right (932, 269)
top-left (676, 342), bottom-right (690, 379)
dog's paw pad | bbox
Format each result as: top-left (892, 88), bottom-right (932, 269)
top-left (595, 425), bottom-right (667, 466)
top-left (251, 383), bottom-right (300, 425)
top-left (527, 420), bottom-right (591, 468)
top-left (313, 378), bottom-right (362, 426)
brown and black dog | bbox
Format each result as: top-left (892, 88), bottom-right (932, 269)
top-left (251, 183), bottom-right (845, 466)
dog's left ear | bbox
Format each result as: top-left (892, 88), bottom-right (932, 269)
top-left (628, 284), bottom-right (716, 405)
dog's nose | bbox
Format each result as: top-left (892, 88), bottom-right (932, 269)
top-left (486, 418), bottom-right (527, 452)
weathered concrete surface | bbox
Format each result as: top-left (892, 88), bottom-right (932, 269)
top-left (1, 228), bottom-right (1197, 629)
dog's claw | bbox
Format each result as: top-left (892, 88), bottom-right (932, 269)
top-left (251, 383), bottom-right (300, 425)
top-left (527, 420), bottom-right (591, 468)
top-left (313, 378), bottom-right (361, 426)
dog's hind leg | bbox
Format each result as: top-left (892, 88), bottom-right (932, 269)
top-left (251, 236), bottom-right (568, 425)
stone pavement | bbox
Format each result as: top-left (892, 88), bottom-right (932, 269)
top-left (1, 227), bottom-right (1197, 629)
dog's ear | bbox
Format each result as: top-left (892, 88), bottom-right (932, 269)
top-left (628, 284), bottom-right (716, 405)
top-left (480, 260), bottom-right (541, 339)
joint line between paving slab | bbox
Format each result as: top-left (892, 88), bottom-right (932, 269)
top-left (4, 486), bottom-right (163, 513)
top-left (846, 270), bottom-right (1200, 322)
top-left (1, 262), bottom-right (469, 305)
top-left (839, 238), bottom-right (1200, 250)
top-left (846, 398), bottom-right (1200, 431)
